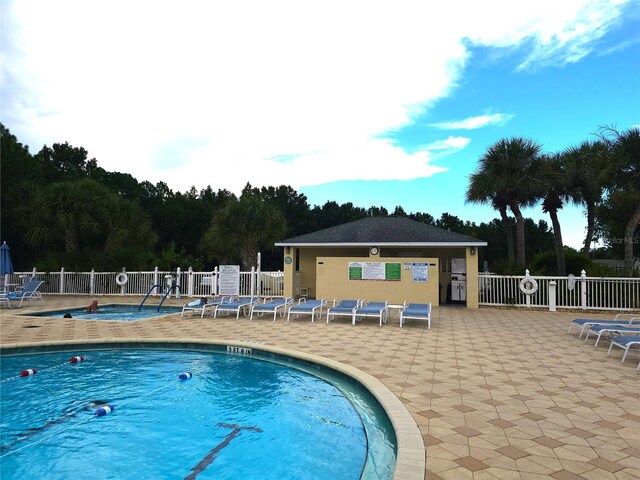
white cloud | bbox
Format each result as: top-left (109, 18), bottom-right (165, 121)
top-left (431, 114), bottom-right (514, 130)
top-left (1, 0), bottom-right (632, 194)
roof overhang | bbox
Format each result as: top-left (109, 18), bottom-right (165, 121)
top-left (275, 242), bottom-right (488, 247)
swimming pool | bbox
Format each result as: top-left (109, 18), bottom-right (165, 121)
top-left (24, 304), bottom-right (182, 321)
top-left (0, 346), bottom-right (396, 479)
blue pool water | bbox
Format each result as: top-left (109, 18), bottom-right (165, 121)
top-left (24, 304), bottom-right (182, 321)
top-left (0, 348), bottom-right (396, 479)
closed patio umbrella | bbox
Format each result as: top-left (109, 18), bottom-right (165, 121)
top-left (0, 241), bottom-right (13, 275)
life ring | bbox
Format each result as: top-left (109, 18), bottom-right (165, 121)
top-left (519, 277), bottom-right (538, 295)
top-left (115, 272), bottom-right (129, 286)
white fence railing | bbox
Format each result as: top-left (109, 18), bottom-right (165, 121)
top-left (5, 267), bottom-right (284, 299)
top-left (479, 270), bottom-right (640, 311)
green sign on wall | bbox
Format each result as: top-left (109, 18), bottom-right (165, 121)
top-left (348, 262), bottom-right (401, 281)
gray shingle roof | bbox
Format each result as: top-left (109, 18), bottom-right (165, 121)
top-left (276, 216), bottom-right (487, 246)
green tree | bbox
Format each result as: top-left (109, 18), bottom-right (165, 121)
top-left (535, 153), bottom-right (570, 275)
top-left (597, 127), bottom-right (640, 275)
top-left (563, 140), bottom-right (609, 254)
top-left (200, 193), bottom-right (287, 270)
top-left (467, 138), bottom-right (543, 263)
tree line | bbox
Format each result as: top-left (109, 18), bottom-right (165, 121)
top-left (1, 123), bottom-right (637, 275)
top-left (467, 127), bottom-right (639, 276)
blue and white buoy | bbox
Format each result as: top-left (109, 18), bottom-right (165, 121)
top-left (95, 405), bottom-right (115, 417)
top-left (178, 372), bottom-right (193, 381)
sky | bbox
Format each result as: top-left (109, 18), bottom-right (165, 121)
top-left (2, 0), bottom-right (639, 249)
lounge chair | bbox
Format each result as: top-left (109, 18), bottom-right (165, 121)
top-left (607, 335), bottom-right (640, 368)
top-left (180, 296), bottom-right (233, 317)
top-left (584, 324), bottom-right (640, 347)
top-left (213, 296), bottom-right (259, 319)
top-left (353, 301), bottom-right (389, 326)
top-left (1, 280), bottom-right (44, 308)
top-left (250, 297), bottom-right (293, 321)
top-left (199, 296), bottom-right (237, 318)
top-left (326, 299), bottom-right (361, 324)
top-left (399, 302), bottom-right (432, 329)
top-left (569, 313), bottom-right (640, 338)
top-left (287, 298), bottom-right (327, 322)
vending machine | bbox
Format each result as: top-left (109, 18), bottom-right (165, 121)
top-left (450, 258), bottom-right (467, 302)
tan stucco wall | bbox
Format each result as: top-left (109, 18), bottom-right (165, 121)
top-left (282, 246), bottom-right (481, 309)
top-left (315, 256), bottom-right (439, 306)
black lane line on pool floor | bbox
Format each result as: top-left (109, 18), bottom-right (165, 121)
top-left (184, 423), bottom-right (263, 480)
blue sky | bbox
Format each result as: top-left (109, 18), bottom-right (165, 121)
top-left (2, 1), bottom-right (639, 249)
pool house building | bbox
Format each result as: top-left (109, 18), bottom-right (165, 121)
top-left (276, 216), bottom-right (488, 308)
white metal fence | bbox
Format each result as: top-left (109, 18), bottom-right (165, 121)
top-left (4, 267), bottom-right (284, 299)
top-left (479, 270), bottom-right (640, 311)
top-left (5, 267), bottom-right (639, 311)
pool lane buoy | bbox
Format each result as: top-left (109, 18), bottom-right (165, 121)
top-left (95, 405), bottom-right (115, 417)
top-left (20, 369), bottom-right (37, 377)
top-left (115, 272), bottom-right (128, 286)
top-left (69, 356), bottom-right (85, 363)
top-left (178, 372), bottom-right (193, 380)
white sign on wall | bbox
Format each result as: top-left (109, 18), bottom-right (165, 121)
top-left (218, 265), bottom-right (240, 295)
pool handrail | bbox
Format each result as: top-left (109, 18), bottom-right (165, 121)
top-left (139, 284), bottom-right (163, 311)
top-left (157, 284), bottom-right (180, 311)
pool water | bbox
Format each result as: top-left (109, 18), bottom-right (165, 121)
top-left (0, 349), bottom-right (396, 479)
top-left (25, 304), bottom-right (182, 321)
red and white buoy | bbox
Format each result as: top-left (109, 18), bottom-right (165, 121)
top-left (69, 356), bottom-right (85, 363)
top-left (20, 368), bottom-right (37, 377)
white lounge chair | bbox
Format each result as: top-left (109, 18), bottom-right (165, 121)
top-left (569, 313), bottom-right (640, 338)
top-left (250, 297), bottom-right (293, 321)
top-left (213, 297), bottom-right (259, 319)
top-left (399, 302), bottom-right (431, 329)
top-left (180, 296), bottom-right (234, 317)
top-left (287, 298), bottom-right (327, 322)
top-left (326, 299), bottom-right (361, 324)
top-left (607, 335), bottom-right (640, 370)
top-left (1, 280), bottom-right (44, 308)
top-left (353, 301), bottom-right (389, 326)
top-left (199, 296), bottom-right (237, 318)
top-left (584, 324), bottom-right (640, 348)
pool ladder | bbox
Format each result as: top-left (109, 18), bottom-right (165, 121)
top-left (138, 284), bottom-right (181, 311)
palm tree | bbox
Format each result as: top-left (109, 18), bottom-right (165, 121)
top-left (467, 138), bottom-right (543, 265)
top-left (599, 127), bottom-right (640, 275)
top-left (536, 153), bottom-right (570, 275)
top-left (200, 194), bottom-right (287, 270)
top-left (563, 140), bottom-right (609, 254)
top-left (466, 171), bottom-right (515, 261)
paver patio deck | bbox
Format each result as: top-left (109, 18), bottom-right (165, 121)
top-left (1, 297), bottom-right (638, 479)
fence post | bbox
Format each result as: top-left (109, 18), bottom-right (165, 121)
top-left (176, 267), bottom-right (182, 299)
top-left (524, 269), bottom-right (531, 308)
top-left (581, 269), bottom-right (587, 310)
top-left (90, 269), bottom-right (95, 296)
top-left (250, 267), bottom-right (256, 296)
top-left (153, 267), bottom-right (159, 295)
top-left (187, 267), bottom-right (194, 297)
top-left (213, 267), bottom-right (218, 296)
top-left (548, 280), bottom-right (557, 312)
top-left (120, 268), bottom-right (127, 295)
top-left (59, 267), bottom-right (65, 294)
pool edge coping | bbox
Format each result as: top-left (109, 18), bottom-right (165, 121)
top-left (0, 338), bottom-right (425, 480)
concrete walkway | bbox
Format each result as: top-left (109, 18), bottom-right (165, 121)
top-left (1, 297), bottom-right (638, 479)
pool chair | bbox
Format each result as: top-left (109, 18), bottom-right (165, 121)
top-left (287, 298), bottom-right (327, 322)
top-left (353, 301), bottom-right (389, 326)
top-left (569, 313), bottom-right (640, 338)
top-left (2, 280), bottom-right (45, 308)
top-left (326, 299), bottom-right (361, 324)
top-left (607, 336), bottom-right (640, 369)
top-left (584, 324), bottom-right (640, 348)
top-left (250, 297), bottom-right (293, 321)
top-left (399, 302), bottom-right (432, 329)
top-left (199, 296), bottom-right (238, 318)
top-left (213, 296), bottom-right (260, 319)
top-left (180, 296), bottom-right (231, 317)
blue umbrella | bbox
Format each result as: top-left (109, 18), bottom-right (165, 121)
top-left (0, 241), bottom-right (14, 275)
